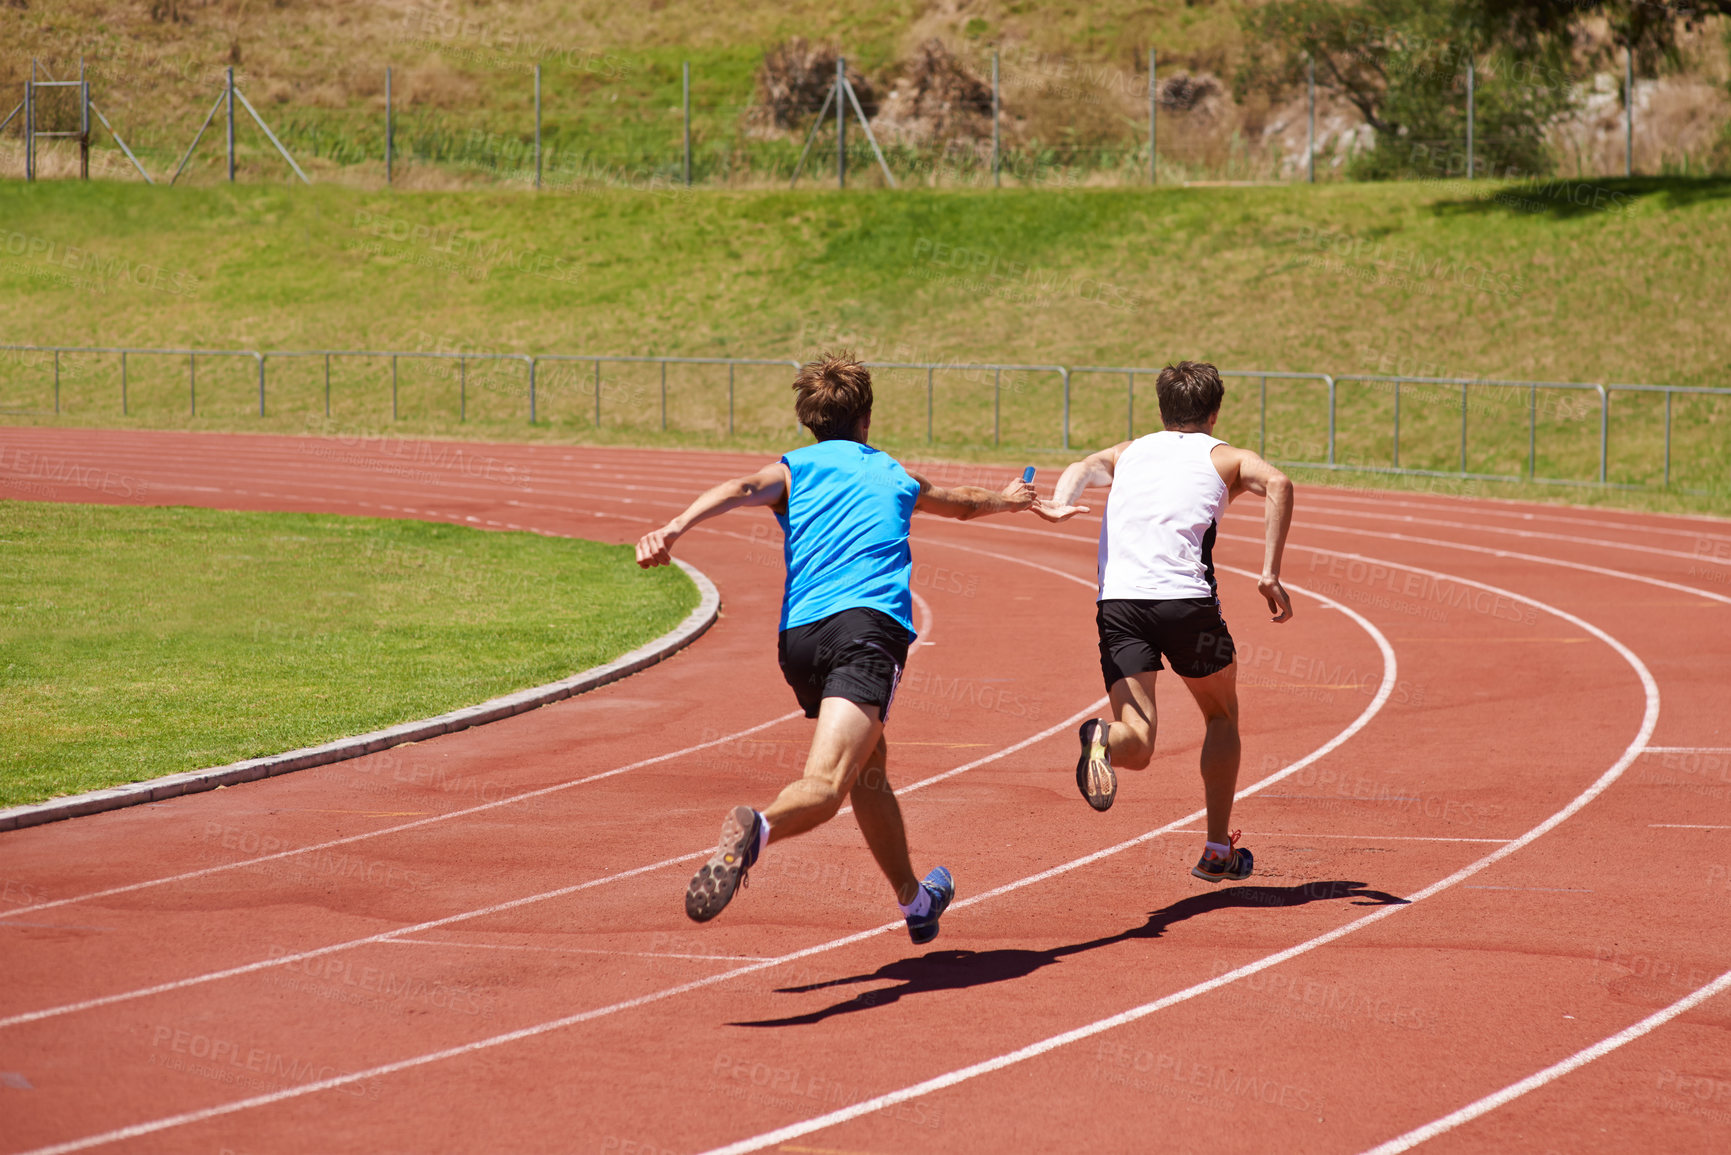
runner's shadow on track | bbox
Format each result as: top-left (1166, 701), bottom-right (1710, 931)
top-left (730, 880), bottom-right (1407, 1028)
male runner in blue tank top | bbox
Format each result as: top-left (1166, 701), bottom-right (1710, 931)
top-left (1039, 361), bottom-right (1295, 884)
top-left (636, 352), bottom-right (1044, 943)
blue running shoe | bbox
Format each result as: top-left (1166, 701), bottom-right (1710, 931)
top-left (906, 866), bottom-right (955, 945)
top-left (1191, 830), bottom-right (1253, 883)
top-left (686, 805), bottom-right (763, 922)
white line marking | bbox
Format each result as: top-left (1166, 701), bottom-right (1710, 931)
top-left (380, 939), bottom-right (777, 963)
top-left (0, 710), bottom-right (805, 922)
top-left (9, 575), bottom-right (1397, 1152)
top-left (1648, 824), bottom-right (1731, 830)
top-left (1305, 505), bottom-right (1709, 562)
top-left (1358, 965), bottom-right (1731, 1154)
top-left (1462, 886), bottom-right (1593, 893)
top-left (1641, 746), bottom-right (1731, 754)
top-left (683, 559), bottom-right (1657, 1155)
top-left (1167, 830), bottom-right (1513, 844)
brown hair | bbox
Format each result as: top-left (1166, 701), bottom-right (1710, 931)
top-left (1155, 360), bottom-right (1225, 428)
top-left (792, 351), bottom-right (874, 441)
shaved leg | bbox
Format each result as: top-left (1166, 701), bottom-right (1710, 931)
top-left (762, 696), bottom-right (881, 842)
top-left (848, 736), bottom-right (921, 904)
top-left (1105, 671), bottom-right (1160, 770)
top-left (1178, 663), bottom-right (1241, 845)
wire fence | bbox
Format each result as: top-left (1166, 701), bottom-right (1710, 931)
top-left (2, 343), bottom-right (1726, 493)
top-left (6, 28), bottom-right (1724, 189)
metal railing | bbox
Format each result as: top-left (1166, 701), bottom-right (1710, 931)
top-left (2, 343), bottom-right (1725, 492)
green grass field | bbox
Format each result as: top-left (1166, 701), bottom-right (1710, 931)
top-left (0, 502), bottom-right (697, 806)
top-left (2, 176), bottom-right (1726, 514)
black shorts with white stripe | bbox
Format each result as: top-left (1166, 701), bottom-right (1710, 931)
top-left (777, 607), bottom-right (912, 722)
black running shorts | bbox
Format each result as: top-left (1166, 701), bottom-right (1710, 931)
top-left (777, 607), bottom-right (911, 721)
top-left (1096, 597), bottom-right (1236, 687)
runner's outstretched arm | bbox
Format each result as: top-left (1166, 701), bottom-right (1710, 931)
top-left (912, 474), bottom-right (1038, 520)
top-left (635, 462), bottom-right (790, 568)
top-left (1037, 440), bottom-right (1131, 522)
top-left (1213, 445), bottom-right (1295, 622)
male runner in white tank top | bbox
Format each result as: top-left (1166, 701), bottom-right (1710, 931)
top-left (1040, 361), bottom-right (1294, 883)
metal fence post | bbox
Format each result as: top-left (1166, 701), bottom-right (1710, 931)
top-left (121, 351), bottom-right (127, 416)
top-left (1528, 383), bottom-right (1536, 477)
top-left (1061, 367), bottom-right (1071, 450)
top-left (1466, 53), bottom-right (1475, 180)
top-left (1149, 48), bottom-right (1157, 185)
top-left (1663, 389), bottom-right (1672, 486)
top-left (1598, 385), bottom-right (1609, 483)
top-left (926, 367), bottom-right (934, 443)
top-left (728, 363), bottom-right (735, 436)
top-left (1126, 371), bottom-right (1134, 440)
top-left (257, 353), bottom-right (265, 417)
top-left (385, 67), bottom-right (393, 185)
top-left (324, 353), bottom-right (331, 417)
top-left (1391, 379), bottom-right (1400, 467)
top-left (1307, 55), bottom-right (1316, 184)
top-left (994, 369), bottom-right (1001, 446)
top-left (528, 357), bottom-right (536, 423)
top-left (534, 64), bottom-right (542, 190)
top-left (836, 56), bottom-right (846, 188)
top-left (1625, 47), bottom-right (1634, 178)
top-left (189, 352), bottom-right (196, 415)
top-left (661, 361), bottom-right (667, 431)
top-left (53, 349), bottom-right (59, 413)
top-left (391, 354), bottom-right (398, 421)
top-left (1459, 381), bottom-right (1468, 472)
top-left (1259, 375), bottom-right (1267, 455)
top-left (683, 62), bottom-right (692, 187)
top-left (1326, 375), bottom-right (1336, 464)
top-left (991, 51), bottom-right (1000, 188)
top-left (459, 355), bottom-right (465, 422)
top-left (593, 360), bottom-right (601, 427)
top-left (226, 67), bottom-right (235, 182)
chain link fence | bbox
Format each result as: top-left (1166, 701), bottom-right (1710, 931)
top-left (3, 343), bottom-right (1725, 494)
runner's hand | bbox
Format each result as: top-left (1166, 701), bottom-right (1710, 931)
top-left (1259, 574), bottom-right (1293, 622)
top-left (636, 525), bottom-right (681, 568)
top-left (999, 477), bottom-right (1037, 510)
top-left (1030, 499), bottom-right (1089, 523)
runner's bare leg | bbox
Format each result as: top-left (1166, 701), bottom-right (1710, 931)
top-left (762, 696), bottom-right (881, 840)
top-left (1178, 663), bottom-right (1241, 845)
top-left (1105, 671), bottom-right (1160, 770)
top-left (848, 735), bottom-right (921, 904)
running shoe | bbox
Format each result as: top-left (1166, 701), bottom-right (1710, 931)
top-left (906, 866), bottom-right (955, 945)
top-left (685, 805), bottom-right (763, 922)
top-left (1075, 719), bottom-right (1116, 812)
top-left (1191, 830), bottom-right (1253, 883)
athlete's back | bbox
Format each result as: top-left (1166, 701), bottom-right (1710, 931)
top-left (1097, 430), bottom-right (1229, 602)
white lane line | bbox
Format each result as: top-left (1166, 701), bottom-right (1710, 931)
top-left (1292, 521), bottom-right (1731, 609)
top-left (10, 575), bottom-right (1397, 1153)
top-left (686, 555), bottom-right (1658, 1155)
top-left (1301, 490), bottom-right (1731, 542)
top-left (1305, 505), bottom-right (1710, 562)
top-left (0, 710), bottom-right (804, 922)
top-left (1167, 830), bottom-right (1513, 844)
top-left (380, 939), bottom-right (777, 963)
top-left (956, 510), bottom-right (1731, 609)
top-left (1359, 966), bottom-right (1731, 1154)
top-left (0, 535), bottom-right (926, 926)
top-left (1648, 823), bottom-right (1731, 830)
top-left (0, 698), bottom-right (1106, 1031)
top-left (1641, 746), bottom-right (1731, 754)
top-left (1463, 886), bottom-right (1593, 893)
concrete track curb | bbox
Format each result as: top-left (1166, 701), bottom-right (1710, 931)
top-left (0, 560), bottom-right (720, 834)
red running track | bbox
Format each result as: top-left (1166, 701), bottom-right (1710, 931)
top-left (1, 427), bottom-right (1729, 1155)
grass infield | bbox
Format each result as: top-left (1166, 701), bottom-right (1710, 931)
top-left (0, 501), bottom-right (698, 808)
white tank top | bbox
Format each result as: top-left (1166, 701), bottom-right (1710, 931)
top-left (1097, 431), bottom-right (1229, 601)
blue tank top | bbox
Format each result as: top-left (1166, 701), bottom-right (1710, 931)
top-left (775, 440), bottom-right (920, 636)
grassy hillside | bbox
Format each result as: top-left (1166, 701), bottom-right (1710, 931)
top-left (1, 176), bottom-right (1727, 513)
